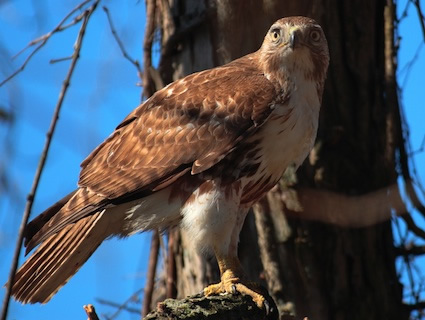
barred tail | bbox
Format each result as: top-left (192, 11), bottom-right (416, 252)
top-left (11, 211), bottom-right (109, 304)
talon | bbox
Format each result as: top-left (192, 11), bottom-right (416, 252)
top-left (264, 299), bottom-right (270, 315)
top-left (231, 284), bottom-right (237, 294)
top-left (203, 280), bottom-right (265, 307)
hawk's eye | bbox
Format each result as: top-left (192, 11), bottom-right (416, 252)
top-left (271, 28), bottom-right (281, 42)
top-left (310, 30), bottom-right (321, 42)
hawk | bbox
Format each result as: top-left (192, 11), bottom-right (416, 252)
top-left (11, 16), bottom-right (329, 308)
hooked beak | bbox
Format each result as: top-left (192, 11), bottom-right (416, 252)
top-left (289, 28), bottom-right (300, 49)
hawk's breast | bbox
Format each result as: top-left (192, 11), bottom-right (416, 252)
top-left (240, 76), bottom-right (320, 205)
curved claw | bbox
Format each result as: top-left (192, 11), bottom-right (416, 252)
top-left (264, 299), bottom-right (271, 315)
top-left (231, 284), bottom-right (237, 294)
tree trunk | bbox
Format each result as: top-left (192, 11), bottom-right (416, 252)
top-left (148, 1), bottom-right (408, 319)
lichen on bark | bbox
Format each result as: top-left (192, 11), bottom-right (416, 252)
top-left (143, 292), bottom-right (279, 320)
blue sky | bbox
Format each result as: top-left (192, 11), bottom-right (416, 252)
top-left (0, 1), bottom-right (424, 319)
top-left (0, 1), bottom-right (151, 319)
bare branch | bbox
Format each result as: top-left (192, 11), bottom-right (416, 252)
top-left (404, 179), bottom-right (425, 219)
top-left (282, 183), bottom-right (408, 227)
top-left (401, 214), bottom-right (425, 240)
top-left (84, 304), bottom-right (100, 320)
top-left (413, 0), bottom-right (425, 41)
top-left (50, 56), bottom-right (73, 64)
top-left (399, 42), bottom-right (424, 88)
top-left (142, 0), bottom-right (157, 98)
top-left (0, 2), bottom-right (99, 319)
top-left (405, 300), bottom-right (425, 311)
top-left (253, 197), bottom-right (287, 312)
top-left (11, 0), bottom-right (92, 59)
top-left (156, 0), bottom-right (176, 44)
top-left (0, 0), bottom-right (94, 87)
top-left (395, 244), bottom-right (425, 256)
top-left (410, 134), bottom-right (425, 156)
top-left (166, 229), bottom-right (177, 299)
top-left (103, 6), bottom-right (143, 83)
top-left (96, 298), bottom-right (141, 316)
top-left (142, 230), bottom-right (160, 317)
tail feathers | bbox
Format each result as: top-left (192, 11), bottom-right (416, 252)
top-left (24, 190), bottom-right (77, 250)
top-left (12, 211), bottom-right (109, 304)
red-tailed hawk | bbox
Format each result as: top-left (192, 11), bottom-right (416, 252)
top-left (11, 16), bottom-right (329, 308)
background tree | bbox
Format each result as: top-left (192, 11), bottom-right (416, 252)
top-left (143, 1), bottom-right (425, 319)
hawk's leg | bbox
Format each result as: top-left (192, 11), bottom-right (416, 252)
top-left (203, 207), bottom-right (266, 309)
top-left (181, 181), bottom-right (267, 308)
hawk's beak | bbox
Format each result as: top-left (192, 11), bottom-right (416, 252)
top-left (289, 28), bottom-right (300, 49)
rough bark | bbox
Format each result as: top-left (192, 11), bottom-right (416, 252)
top-left (144, 292), bottom-right (278, 320)
top-left (147, 1), bottom-right (412, 319)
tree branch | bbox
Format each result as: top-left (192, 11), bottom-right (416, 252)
top-left (395, 244), bottom-right (425, 256)
top-left (413, 0), bottom-right (425, 41)
top-left (401, 214), bottom-right (425, 240)
top-left (142, 0), bottom-right (157, 98)
top-left (96, 298), bottom-right (141, 316)
top-left (166, 229), bottom-right (177, 299)
top-left (405, 300), bottom-right (425, 311)
top-left (0, 0), bottom-right (94, 87)
top-left (84, 304), bottom-right (100, 320)
top-left (103, 6), bottom-right (143, 84)
top-left (253, 197), bottom-right (286, 305)
top-left (0, 3), bottom-right (99, 320)
top-left (143, 293), bottom-right (278, 320)
top-left (282, 182), bottom-right (410, 227)
top-left (142, 230), bottom-right (161, 317)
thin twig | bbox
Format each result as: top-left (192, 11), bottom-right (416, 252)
top-left (166, 229), bottom-right (177, 298)
top-left (396, 244), bottom-right (425, 256)
top-left (0, 0), bottom-right (93, 87)
top-left (399, 42), bottom-right (424, 88)
top-left (96, 298), bottom-right (141, 315)
top-left (409, 134), bottom-right (425, 156)
top-left (253, 197), bottom-right (286, 303)
top-left (142, 230), bottom-right (160, 317)
top-left (402, 214), bottom-right (425, 240)
top-left (142, 0), bottom-right (157, 98)
top-left (103, 6), bottom-right (143, 82)
top-left (413, 0), bottom-right (425, 41)
top-left (84, 304), bottom-right (100, 320)
top-left (50, 56), bottom-right (73, 64)
top-left (405, 300), bottom-right (425, 310)
top-left (102, 288), bottom-right (144, 320)
top-left (405, 179), bottom-right (425, 218)
top-left (0, 3), bottom-right (99, 320)
top-left (13, 0), bottom-right (92, 59)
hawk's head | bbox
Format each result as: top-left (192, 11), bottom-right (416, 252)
top-left (260, 16), bottom-right (329, 85)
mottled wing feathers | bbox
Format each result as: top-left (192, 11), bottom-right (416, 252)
top-left (24, 54), bottom-right (279, 253)
top-left (79, 54), bottom-right (279, 200)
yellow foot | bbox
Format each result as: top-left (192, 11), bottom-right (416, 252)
top-left (204, 278), bottom-right (265, 309)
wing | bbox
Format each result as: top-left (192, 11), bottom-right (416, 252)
top-left (25, 55), bottom-right (282, 252)
top-left (78, 55), bottom-right (281, 200)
